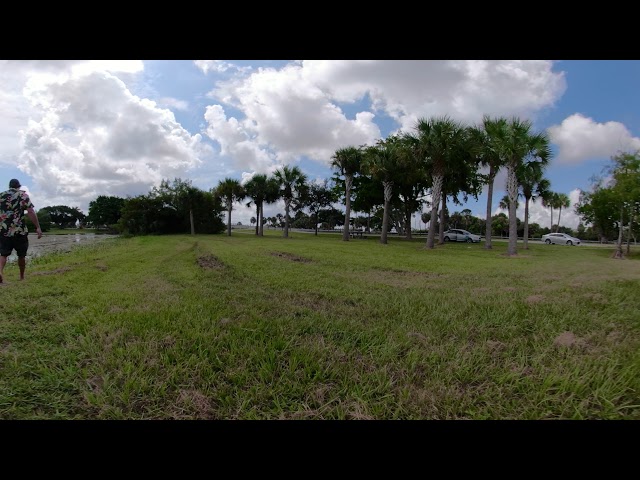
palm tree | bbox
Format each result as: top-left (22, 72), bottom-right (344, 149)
top-left (274, 165), bottom-right (307, 238)
top-left (541, 191), bottom-right (558, 231)
top-left (244, 173), bottom-right (280, 236)
top-left (331, 146), bottom-right (363, 241)
top-left (473, 116), bottom-right (508, 250)
top-left (555, 192), bottom-right (571, 232)
top-left (437, 126), bottom-right (481, 244)
top-left (413, 116), bottom-right (467, 249)
top-left (518, 159), bottom-right (551, 249)
top-left (395, 133), bottom-right (430, 240)
top-left (215, 178), bottom-right (246, 236)
top-left (492, 117), bottom-right (551, 256)
top-left (362, 137), bottom-right (401, 245)
top-left (450, 211), bottom-right (463, 228)
top-left (499, 194), bottom-right (519, 211)
top-left (461, 208), bottom-right (472, 228)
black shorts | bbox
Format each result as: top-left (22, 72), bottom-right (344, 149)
top-left (0, 234), bottom-right (29, 257)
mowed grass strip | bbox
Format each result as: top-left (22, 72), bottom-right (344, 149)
top-left (0, 232), bottom-right (638, 419)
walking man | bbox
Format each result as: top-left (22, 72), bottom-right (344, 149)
top-left (0, 179), bottom-right (42, 283)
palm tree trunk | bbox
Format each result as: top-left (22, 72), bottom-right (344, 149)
top-left (626, 205), bottom-right (634, 254)
top-left (258, 203), bottom-right (264, 236)
top-left (315, 211), bottom-right (319, 236)
top-left (342, 174), bottom-right (353, 241)
top-left (438, 193), bottom-right (446, 244)
top-left (485, 168), bottom-right (496, 250)
top-left (227, 205), bottom-right (232, 236)
top-left (523, 197), bottom-right (530, 249)
top-left (427, 174), bottom-right (443, 249)
top-left (556, 206), bottom-right (562, 232)
top-left (380, 181), bottom-right (392, 245)
top-left (284, 199), bottom-right (291, 238)
top-left (507, 163), bottom-right (518, 255)
top-left (614, 205), bottom-right (624, 258)
top-left (550, 207), bottom-right (554, 231)
top-left (255, 205), bottom-right (260, 235)
top-left (190, 208), bottom-right (195, 235)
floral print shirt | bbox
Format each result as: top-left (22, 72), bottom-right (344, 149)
top-left (0, 188), bottom-right (34, 237)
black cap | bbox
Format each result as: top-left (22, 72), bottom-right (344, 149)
top-left (9, 179), bottom-right (21, 188)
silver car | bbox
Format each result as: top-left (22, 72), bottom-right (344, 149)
top-left (541, 232), bottom-right (581, 246)
top-left (443, 229), bottom-right (482, 243)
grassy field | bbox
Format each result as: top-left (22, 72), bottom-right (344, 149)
top-left (0, 231), bottom-right (638, 419)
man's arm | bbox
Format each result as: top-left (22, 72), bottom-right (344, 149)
top-left (26, 207), bottom-right (43, 239)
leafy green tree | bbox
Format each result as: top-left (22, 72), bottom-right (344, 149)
top-left (576, 185), bottom-right (618, 242)
top-left (492, 213), bottom-right (510, 237)
top-left (153, 178), bottom-right (204, 235)
top-left (87, 195), bottom-right (126, 230)
top-left (215, 178), bottom-right (246, 236)
top-left (40, 205), bottom-right (86, 229)
top-left (331, 146), bottom-right (363, 241)
top-left (396, 134), bottom-right (431, 240)
top-left (318, 207), bottom-right (344, 230)
top-left (117, 194), bottom-right (166, 235)
top-left (274, 165), bottom-right (308, 238)
top-left (349, 174), bottom-right (384, 233)
top-left (608, 151), bottom-right (640, 257)
top-left (306, 179), bottom-right (337, 236)
top-left (118, 180), bottom-right (224, 236)
top-left (25, 209), bottom-right (52, 232)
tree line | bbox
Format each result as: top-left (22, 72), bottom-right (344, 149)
top-left (26, 115), bottom-right (639, 257)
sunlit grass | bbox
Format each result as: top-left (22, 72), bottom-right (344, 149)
top-left (0, 232), bottom-right (638, 419)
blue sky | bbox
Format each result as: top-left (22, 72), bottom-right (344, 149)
top-left (1, 60), bottom-right (639, 230)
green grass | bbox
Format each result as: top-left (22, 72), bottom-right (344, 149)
top-left (1, 231), bottom-right (638, 419)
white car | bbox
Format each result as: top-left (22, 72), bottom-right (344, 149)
top-left (443, 229), bottom-right (482, 243)
top-left (541, 233), bottom-right (581, 246)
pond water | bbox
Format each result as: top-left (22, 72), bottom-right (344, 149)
top-left (4, 233), bottom-right (119, 263)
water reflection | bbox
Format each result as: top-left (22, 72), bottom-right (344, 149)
top-left (5, 233), bottom-right (118, 262)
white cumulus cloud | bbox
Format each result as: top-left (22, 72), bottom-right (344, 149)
top-left (548, 113), bottom-right (640, 164)
top-left (15, 66), bottom-right (208, 212)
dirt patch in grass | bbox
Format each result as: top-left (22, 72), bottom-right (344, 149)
top-left (31, 267), bottom-right (72, 276)
top-left (197, 254), bottom-right (225, 269)
top-left (95, 263), bottom-right (108, 271)
top-left (553, 331), bottom-right (588, 349)
top-left (270, 251), bottom-right (312, 263)
top-left (407, 332), bottom-right (429, 344)
top-left (0, 341), bottom-right (12, 353)
top-left (525, 294), bottom-right (545, 304)
top-left (172, 389), bottom-right (215, 419)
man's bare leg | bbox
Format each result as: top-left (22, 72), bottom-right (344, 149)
top-left (18, 257), bottom-right (26, 280)
top-left (0, 255), bottom-right (6, 283)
